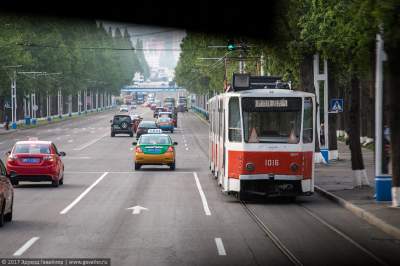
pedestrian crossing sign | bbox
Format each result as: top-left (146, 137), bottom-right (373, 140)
top-left (329, 99), bottom-right (343, 112)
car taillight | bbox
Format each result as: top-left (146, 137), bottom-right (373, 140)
top-left (136, 147), bottom-right (143, 153)
top-left (43, 155), bottom-right (55, 162)
top-left (167, 146), bottom-right (174, 152)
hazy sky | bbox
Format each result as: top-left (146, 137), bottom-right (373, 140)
top-left (100, 21), bottom-right (186, 71)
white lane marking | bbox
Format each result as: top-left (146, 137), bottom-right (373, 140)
top-left (126, 205), bottom-right (148, 215)
top-left (63, 156), bottom-right (91, 160)
top-left (68, 139), bottom-right (73, 143)
top-left (65, 171), bottom-right (194, 174)
top-left (193, 172), bottom-right (211, 216)
top-left (73, 133), bottom-right (108, 151)
top-left (13, 237), bottom-right (40, 256)
top-left (60, 172), bottom-right (109, 214)
top-left (186, 148), bottom-right (189, 151)
top-left (215, 238), bottom-right (226, 256)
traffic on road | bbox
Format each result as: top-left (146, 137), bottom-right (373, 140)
top-left (1, 8), bottom-right (400, 266)
top-left (0, 94), bottom-right (399, 266)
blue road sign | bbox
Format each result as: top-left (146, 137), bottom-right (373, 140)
top-left (330, 98), bottom-right (344, 112)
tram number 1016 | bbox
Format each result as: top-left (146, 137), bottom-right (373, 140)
top-left (265, 159), bottom-right (280, 167)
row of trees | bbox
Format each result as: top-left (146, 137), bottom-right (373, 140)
top-left (174, 0), bottom-right (400, 205)
top-left (0, 13), bottom-right (149, 121)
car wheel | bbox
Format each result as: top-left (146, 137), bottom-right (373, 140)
top-left (134, 163), bottom-right (141, 170)
top-left (11, 180), bottom-right (18, 186)
top-left (130, 132), bottom-right (134, 137)
top-left (171, 129), bottom-right (174, 133)
top-left (4, 199), bottom-right (13, 222)
top-left (52, 179), bottom-right (59, 187)
top-left (0, 201), bottom-right (5, 227)
top-left (111, 132), bottom-right (115, 137)
top-left (169, 162), bottom-right (176, 170)
top-left (59, 177), bottom-right (64, 185)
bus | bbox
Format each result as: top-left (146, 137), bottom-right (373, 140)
top-left (208, 75), bottom-right (316, 200)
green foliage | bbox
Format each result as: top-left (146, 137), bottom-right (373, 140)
top-left (0, 14), bottom-right (148, 99)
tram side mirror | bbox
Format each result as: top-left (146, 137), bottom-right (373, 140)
top-left (59, 151), bottom-right (66, 157)
top-left (110, 120), bottom-right (113, 123)
top-left (132, 142), bottom-right (137, 146)
top-left (173, 142), bottom-right (178, 146)
top-left (5, 151), bottom-right (11, 156)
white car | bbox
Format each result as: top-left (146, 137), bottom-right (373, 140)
top-left (120, 105), bottom-right (129, 112)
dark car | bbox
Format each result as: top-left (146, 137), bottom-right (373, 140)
top-left (111, 115), bottom-right (134, 137)
top-left (136, 120), bottom-right (158, 139)
top-left (0, 159), bottom-right (13, 227)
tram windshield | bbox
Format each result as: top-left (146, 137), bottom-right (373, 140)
top-left (242, 97), bottom-right (302, 144)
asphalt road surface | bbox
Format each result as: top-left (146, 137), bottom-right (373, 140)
top-left (1, 106), bottom-right (399, 266)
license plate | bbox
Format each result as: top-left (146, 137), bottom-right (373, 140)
top-left (22, 158), bottom-right (40, 163)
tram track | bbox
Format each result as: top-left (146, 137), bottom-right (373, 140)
top-left (241, 200), bottom-right (304, 266)
top-left (186, 110), bottom-right (391, 266)
top-left (241, 199), bottom-right (388, 266)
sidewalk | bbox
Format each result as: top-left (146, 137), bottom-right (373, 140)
top-left (315, 141), bottom-right (400, 239)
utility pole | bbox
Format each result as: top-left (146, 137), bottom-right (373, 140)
top-left (260, 53), bottom-right (265, 76)
top-left (2, 65), bottom-right (23, 129)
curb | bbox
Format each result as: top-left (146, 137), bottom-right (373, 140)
top-left (190, 110), bottom-right (209, 125)
top-left (0, 108), bottom-right (115, 135)
top-left (315, 185), bottom-right (400, 240)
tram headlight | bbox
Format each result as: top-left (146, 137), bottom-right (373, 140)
top-left (290, 163), bottom-right (299, 172)
top-left (246, 162), bottom-right (255, 171)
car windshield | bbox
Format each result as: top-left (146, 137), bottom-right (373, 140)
top-left (139, 121), bottom-right (157, 128)
top-left (113, 116), bottom-right (131, 123)
top-left (158, 117), bottom-right (170, 122)
top-left (14, 144), bottom-right (51, 154)
top-left (139, 135), bottom-right (171, 145)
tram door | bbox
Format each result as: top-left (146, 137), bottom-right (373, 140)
top-left (218, 98), bottom-right (224, 186)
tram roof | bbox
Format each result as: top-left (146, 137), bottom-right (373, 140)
top-left (213, 88), bottom-right (315, 98)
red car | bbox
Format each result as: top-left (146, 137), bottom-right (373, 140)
top-left (6, 140), bottom-right (66, 187)
top-left (0, 159), bottom-right (13, 227)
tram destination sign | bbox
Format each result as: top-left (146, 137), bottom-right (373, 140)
top-left (255, 99), bottom-right (288, 108)
top-left (243, 97), bottom-right (301, 112)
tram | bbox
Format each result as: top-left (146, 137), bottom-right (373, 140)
top-left (208, 74), bottom-right (316, 199)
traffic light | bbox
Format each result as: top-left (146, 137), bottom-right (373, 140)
top-left (227, 39), bottom-right (236, 51)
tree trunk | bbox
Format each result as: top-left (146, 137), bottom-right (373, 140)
top-left (387, 46), bottom-right (400, 206)
top-left (348, 71), bottom-right (369, 187)
top-left (328, 60), bottom-right (338, 151)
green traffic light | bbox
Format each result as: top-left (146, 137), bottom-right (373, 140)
top-left (227, 44), bottom-right (236, 51)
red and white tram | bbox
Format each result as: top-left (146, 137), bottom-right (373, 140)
top-left (208, 75), bottom-right (316, 199)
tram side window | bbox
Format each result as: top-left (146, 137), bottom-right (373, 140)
top-left (228, 97), bottom-right (242, 142)
top-left (303, 97), bottom-right (313, 143)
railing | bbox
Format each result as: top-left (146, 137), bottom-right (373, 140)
top-left (191, 105), bottom-right (209, 120)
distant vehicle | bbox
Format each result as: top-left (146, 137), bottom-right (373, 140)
top-left (0, 159), bottom-right (13, 227)
top-left (132, 133), bottom-right (178, 170)
top-left (178, 97), bottom-right (188, 112)
top-left (130, 104), bottom-right (136, 110)
top-left (154, 107), bottom-right (166, 118)
top-left (110, 115), bottom-right (134, 137)
top-left (163, 97), bottom-right (176, 108)
top-left (6, 139), bottom-right (66, 187)
top-left (157, 117), bottom-right (174, 133)
top-left (150, 103), bottom-right (157, 110)
top-left (159, 111), bottom-right (177, 127)
top-left (135, 120), bottom-right (159, 139)
top-left (119, 105), bottom-right (129, 112)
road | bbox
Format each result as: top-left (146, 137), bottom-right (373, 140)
top-left (0, 106), bottom-right (399, 266)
